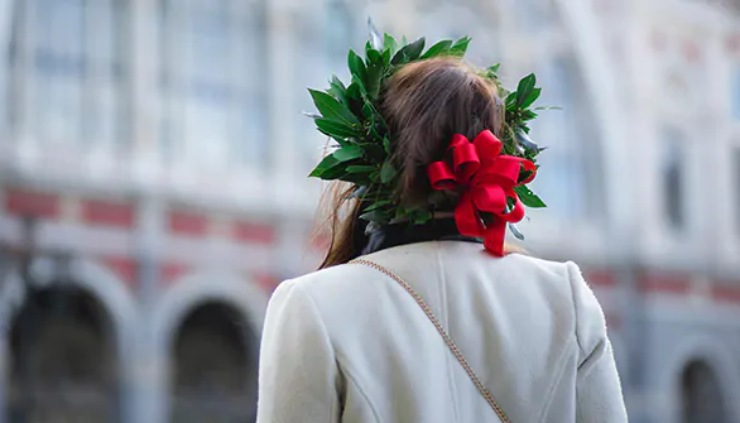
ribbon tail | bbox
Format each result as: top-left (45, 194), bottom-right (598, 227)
top-left (483, 219), bottom-right (507, 257)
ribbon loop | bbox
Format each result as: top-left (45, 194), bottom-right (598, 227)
top-left (426, 130), bottom-right (537, 256)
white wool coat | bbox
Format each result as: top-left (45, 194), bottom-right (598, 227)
top-left (257, 241), bottom-right (627, 422)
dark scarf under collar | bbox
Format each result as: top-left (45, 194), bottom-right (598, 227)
top-left (360, 218), bottom-right (482, 256)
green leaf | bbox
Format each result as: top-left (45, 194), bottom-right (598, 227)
top-left (364, 144), bottom-right (385, 161)
top-left (521, 110), bottom-right (538, 121)
top-left (518, 170), bottom-right (535, 182)
top-left (391, 37), bottom-right (425, 64)
top-left (363, 200), bottom-right (392, 212)
top-left (383, 33), bottom-right (398, 55)
top-left (380, 160), bottom-right (397, 183)
top-left (412, 209), bottom-right (433, 225)
top-left (533, 105), bottom-right (562, 111)
top-left (365, 41), bottom-right (383, 67)
top-left (350, 75), bottom-right (368, 96)
top-left (346, 81), bottom-right (363, 102)
top-left (328, 76), bottom-right (348, 104)
top-left (364, 62), bottom-right (383, 99)
top-left (520, 87), bottom-right (541, 109)
top-left (332, 145), bottom-right (364, 162)
top-left (359, 210), bottom-right (386, 222)
top-left (315, 118), bottom-right (359, 139)
top-left (381, 47), bottom-right (392, 66)
top-left (382, 136), bottom-right (391, 153)
top-left (347, 49), bottom-right (367, 82)
top-left (309, 154), bottom-right (340, 178)
top-left (346, 165), bottom-right (376, 174)
top-left (484, 63), bottom-right (501, 80)
top-left (421, 39), bottom-right (453, 59)
top-left (449, 36), bottom-right (471, 56)
top-left (515, 73), bottom-right (536, 107)
top-left (367, 48), bottom-right (383, 65)
top-left (514, 185), bottom-right (547, 208)
top-left (309, 89), bottom-right (359, 126)
top-left (321, 165), bottom-right (348, 180)
top-left (362, 103), bottom-right (376, 122)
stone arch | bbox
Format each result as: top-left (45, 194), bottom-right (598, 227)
top-left (0, 256), bottom-right (138, 422)
top-left (658, 333), bottom-right (740, 423)
top-left (150, 270), bottom-right (267, 423)
top-left (152, 270), bottom-right (267, 349)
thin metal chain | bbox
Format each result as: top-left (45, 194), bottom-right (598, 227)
top-left (350, 258), bottom-right (511, 423)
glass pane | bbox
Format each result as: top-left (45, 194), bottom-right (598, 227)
top-left (33, 0), bottom-right (85, 143)
top-left (732, 64), bottom-right (740, 120)
top-left (735, 148), bottom-right (740, 235)
top-left (183, 0), bottom-right (231, 164)
top-left (86, 0), bottom-right (125, 148)
top-left (4, 1), bottom-right (26, 137)
top-left (661, 128), bottom-right (685, 230)
top-left (185, 101), bottom-right (229, 165)
top-left (294, 2), bottom-right (353, 171)
top-left (235, 4), bottom-right (268, 167)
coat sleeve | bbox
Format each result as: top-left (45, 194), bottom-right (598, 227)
top-left (567, 261), bottom-right (628, 422)
top-left (256, 279), bottom-right (342, 423)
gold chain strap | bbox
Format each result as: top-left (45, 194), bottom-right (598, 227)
top-left (350, 258), bottom-right (511, 423)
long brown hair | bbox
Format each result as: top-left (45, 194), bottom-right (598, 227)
top-left (317, 57), bottom-right (504, 268)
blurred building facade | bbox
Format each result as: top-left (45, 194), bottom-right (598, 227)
top-left (0, 0), bottom-right (738, 422)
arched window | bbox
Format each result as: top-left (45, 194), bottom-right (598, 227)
top-left (171, 302), bottom-right (258, 422)
top-left (661, 128), bottom-right (686, 231)
top-left (732, 64), bottom-right (740, 120)
top-left (734, 147), bottom-right (740, 235)
top-left (9, 0), bottom-right (127, 149)
top-left (160, 0), bottom-right (268, 169)
top-left (9, 286), bottom-right (118, 422)
top-left (681, 360), bottom-right (727, 423)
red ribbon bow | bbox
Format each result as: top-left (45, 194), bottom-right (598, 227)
top-left (426, 130), bottom-right (537, 256)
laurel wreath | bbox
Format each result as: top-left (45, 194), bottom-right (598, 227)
top-left (307, 26), bottom-right (549, 232)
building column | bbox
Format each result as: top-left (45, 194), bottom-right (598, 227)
top-left (266, 0), bottom-right (300, 204)
top-left (126, 1), bottom-right (168, 420)
top-left (0, 0), bottom-right (10, 399)
top-left (0, 0), bottom-right (12, 144)
top-left (0, 333), bottom-right (8, 423)
top-left (128, 194), bottom-right (168, 423)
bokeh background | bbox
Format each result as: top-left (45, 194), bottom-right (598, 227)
top-left (0, 0), bottom-right (738, 422)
